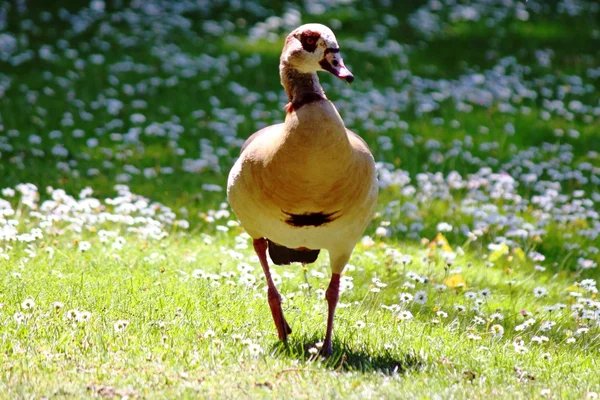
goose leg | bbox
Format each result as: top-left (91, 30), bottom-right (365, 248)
top-left (322, 273), bottom-right (341, 356)
top-left (253, 238), bottom-right (292, 341)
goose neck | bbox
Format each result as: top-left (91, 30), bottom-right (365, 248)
top-left (280, 63), bottom-right (326, 110)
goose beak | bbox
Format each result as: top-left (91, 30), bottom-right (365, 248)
top-left (335, 65), bottom-right (354, 83)
top-left (320, 53), bottom-right (354, 84)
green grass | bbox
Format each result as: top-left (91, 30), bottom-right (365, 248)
top-left (1, 232), bottom-right (599, 398)
top-left (1, 0), bottom-right (600, 398)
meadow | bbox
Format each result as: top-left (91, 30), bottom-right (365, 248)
top-left (0, 0), bottom-right (599, 398)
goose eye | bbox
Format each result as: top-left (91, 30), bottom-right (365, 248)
top-left (300, 33), bottom-right (319, 52)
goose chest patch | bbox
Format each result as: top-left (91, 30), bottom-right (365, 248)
top-left (282, 210), bottom-right (339, 227)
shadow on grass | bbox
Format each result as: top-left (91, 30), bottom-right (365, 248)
top-left (270, 334), bottom-right (422, 376)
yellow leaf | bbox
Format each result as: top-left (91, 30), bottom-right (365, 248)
top-left (513, 247), bottom-right (525, 262)
top-left (430, 233), bottom-right (453, 253)
top-left (571, 219), bottom-right (588, 229)
top-left (489, 243), bottom-right (509, 262)
top-left (444, 274), bottom-right (466, 289)
top-left (566, 285), bottom-right (585, 293)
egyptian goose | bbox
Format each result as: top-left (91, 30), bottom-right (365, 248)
top-left (227, 24), bottom-right (378, 355)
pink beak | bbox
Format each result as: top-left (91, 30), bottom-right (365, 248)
top-left (319, 58), bottom-right (354, 83)
top-left (334, 65), bottom-right (354, 83)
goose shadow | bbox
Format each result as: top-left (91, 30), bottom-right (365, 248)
top-left (270, 335), bottom-right (423, 375)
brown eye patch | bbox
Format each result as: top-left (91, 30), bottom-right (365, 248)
top-left (300, 31), bottom-right (320, 52)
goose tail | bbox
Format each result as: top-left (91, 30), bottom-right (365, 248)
top-left (267, 239), bottom-right (320, 265)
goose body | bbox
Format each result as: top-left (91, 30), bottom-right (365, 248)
top-left (227, 24), bottom-right (378, 355)
top-left (228, 100), bottom-right (377, 257)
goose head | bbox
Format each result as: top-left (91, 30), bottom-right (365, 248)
top-left (281, 23), bottom-right (354, 83)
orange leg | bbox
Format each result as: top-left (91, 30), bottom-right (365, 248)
top-left (322, 273), bottom-right (341, 356)
top-left (253, 238), bottom-right (292, 341)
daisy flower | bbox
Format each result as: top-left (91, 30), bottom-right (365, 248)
top-left (399, 292), bottom-right (413, 303)
top-left (114, 319), bottom-right (130, 333)
top-left (414, 290), bottom-right (428, 305)
top-left (21, 298), bottom-right (35, 310)
top-left (491, 324), bottom-right (504, 337)
top-left (397, 310), bottom-right (413, 321)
